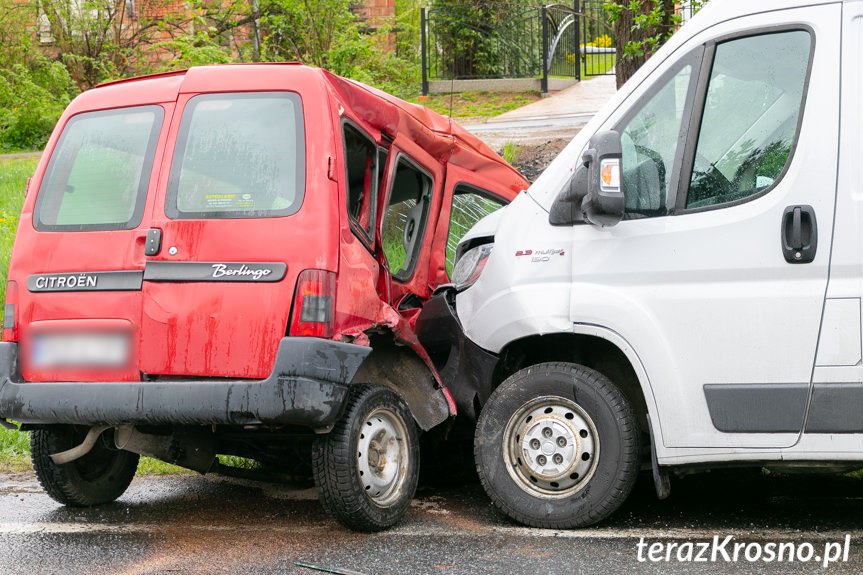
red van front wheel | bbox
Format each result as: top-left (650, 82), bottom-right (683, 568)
top-left (30, 425), bottom-right (139, 506)
top-left (312, 384), bottom-right (420, 531)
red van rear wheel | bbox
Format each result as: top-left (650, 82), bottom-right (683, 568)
top-left (31, 425), bottom-right (139, 506)
top-left (312, 384), bottom-right (420, 531)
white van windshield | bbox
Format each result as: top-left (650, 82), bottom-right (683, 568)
top-left (166, 92), bottom-right (305, 219)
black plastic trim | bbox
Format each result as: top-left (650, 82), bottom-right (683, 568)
top-left (415, 289), bottom-right (498, 422)
top-left (806, 383), bottom-right (863, 433)
top-left (0, 338), bottom-right (370, 429)
top-left (703, 383), bottom-right (809, 433)
top-left (27, 270), bottom-right (144, 292)
top-left (673, 42), bottom-right (714, 212)
top-left (143, 261), bottom-right (287, 283)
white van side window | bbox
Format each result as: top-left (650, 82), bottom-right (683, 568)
top-left (618, 64), bottom-right (693, 217)
top-left (686, 31), bottom-right (811, 209)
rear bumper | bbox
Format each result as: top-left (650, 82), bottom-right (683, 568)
top-left (0, 337), bottom-right (370, 430)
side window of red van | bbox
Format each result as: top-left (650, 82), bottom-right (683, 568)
top-left (381, 157), bottom-right (432, 281)
top-left (343, 123), bottom-right (377, 244)
top-left (446, 186), bottom-right (507, 277)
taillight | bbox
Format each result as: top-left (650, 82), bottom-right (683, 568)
top-left (2, 280), bottom-right (18, 342)
top-left (289, 270), bottom-right (336, 338)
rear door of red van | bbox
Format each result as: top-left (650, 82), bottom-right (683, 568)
top-left (139, 66), bottom-right (337, 379)
top-left (11, 79), bottom-right (179, 383)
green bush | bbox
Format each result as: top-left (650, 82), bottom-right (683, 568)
top-left (0, 59), bottom-right (75, 151)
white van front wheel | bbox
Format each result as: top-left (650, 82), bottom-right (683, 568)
top-left (475, 362), bottom-right (639, 528)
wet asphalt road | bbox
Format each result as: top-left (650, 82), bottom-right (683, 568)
top-left (1, 468), bottom-right (862, 575)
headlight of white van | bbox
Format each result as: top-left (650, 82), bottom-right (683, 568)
top-left (452, 243), bottom-right (494, 291)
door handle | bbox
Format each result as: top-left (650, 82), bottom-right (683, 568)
top-left (145, 228), bottom-right (163, 257)
top-left (781, 205), bottom-right (817, 263)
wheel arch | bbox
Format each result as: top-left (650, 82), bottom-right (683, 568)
top-left (492, 327), bottom-right (661, 444)
top-left (351, 333), bottom-right (451, 431)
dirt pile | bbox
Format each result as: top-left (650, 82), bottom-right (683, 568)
top-left (503, 138), bottom-right (571, 183)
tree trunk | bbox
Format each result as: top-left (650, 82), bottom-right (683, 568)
top-left (613, 6), bottom-right (639, 89)
top-left (612, 0), bottom-right (676, 88)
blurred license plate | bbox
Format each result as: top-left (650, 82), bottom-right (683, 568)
top-left (30, 332), bottom-right (130, 368)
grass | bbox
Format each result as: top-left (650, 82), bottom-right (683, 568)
top-left (0, 424), bottom-right (263, 474)
top-left (549, 53), bottom-right (617, 79)
top-left (412, 91), bottom-right (542, 123)
top-left (0, 156), bottom-right (37, 317)
top-left (500, 141), bottom-right (523, 165)
top-left (0, 424), bottom-right (31, 471)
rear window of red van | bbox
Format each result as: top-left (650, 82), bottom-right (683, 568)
top-left (34, 106), bottom-right (163, 232)
top-left (166, 92), bottom-right (305, 219)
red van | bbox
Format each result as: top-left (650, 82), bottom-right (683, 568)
top-left (0, 64), bottom-right (526, 531)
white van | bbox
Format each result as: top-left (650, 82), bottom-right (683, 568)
top-left (416, 0), bottom-right (863, 529)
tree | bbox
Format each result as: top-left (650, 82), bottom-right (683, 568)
top-left (153, 0), bottom-right (258, 69)
top-left (38, 0), bottom-right (187, 89)
top-left (259, 0), bottom-right (357, 67)
top-left (0, 0), bottom-right (76, 150)
top-left (258, 0), bottom-right (417, 96)
top-left (605, 0), bottom-right (706, 88)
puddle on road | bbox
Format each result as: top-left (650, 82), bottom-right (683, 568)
top-left (0, 479), bottom-right (43, 496)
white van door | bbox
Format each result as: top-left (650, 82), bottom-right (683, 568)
top-left (569, 5), bottom-right (841, 450)
top-left (795, 1), bottom-right (863, 449)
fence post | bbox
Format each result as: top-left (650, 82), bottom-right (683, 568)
top-left (574, 0), bottom-right (581, 81)
top-left (541, 5), bottom-right (548, 94)
top-left (421, 8), bottom-right (429, 96)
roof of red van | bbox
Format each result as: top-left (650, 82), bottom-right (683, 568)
top-left (85, 64), bottom-right (528, 192)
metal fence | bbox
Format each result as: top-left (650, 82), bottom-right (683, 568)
top-left (421, 2), bottom-right (586, 94)
top-left (421, 1), bottom-right (703, 95)
top-left (579, 0), bottom-right (616, 78)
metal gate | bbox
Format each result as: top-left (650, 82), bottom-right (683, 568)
top-left (579, 0), bottom-right (617, 78)
top-left (421, 1), bottom-right (617, 95)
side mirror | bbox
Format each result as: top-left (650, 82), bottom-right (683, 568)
top-left (548, 130), bottom-right (625, 227)
top-left (581, 130), bottom-right (625, 227)
top-left (548, 164), bottom-right (587, 226)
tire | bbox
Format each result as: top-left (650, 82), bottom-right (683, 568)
top-left (474, 362), bottom-right (639, 528)
top-left (30, 425), bottom-right (140, 506)
top-left (312, 383), bottom-right (420, 532)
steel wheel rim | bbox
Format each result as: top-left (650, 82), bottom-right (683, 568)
top-left (503, 396), bottom-right (599, 499)
top-left (357, 407), bottom-right (409, 507)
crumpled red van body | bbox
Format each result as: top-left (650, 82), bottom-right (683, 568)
top-left (0, 64), bottom-right (526, 530)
